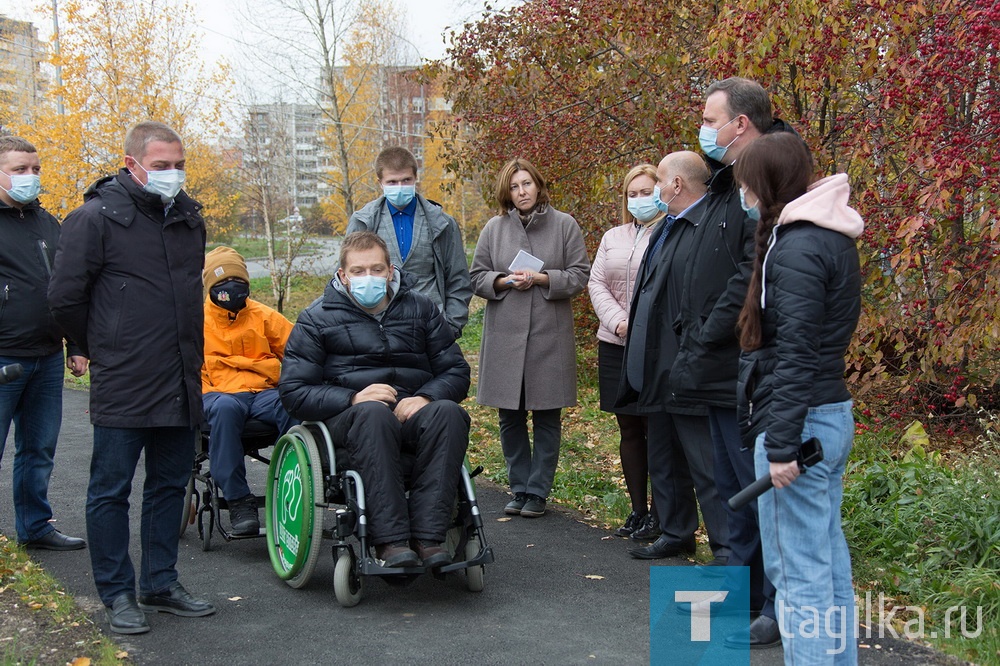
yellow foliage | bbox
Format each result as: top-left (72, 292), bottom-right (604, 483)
top-left (11, 0), bottom-right (236, 226)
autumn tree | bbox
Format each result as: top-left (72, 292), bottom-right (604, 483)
top-left (239, 98), bottom-right (303, 312)
top-left (10, 0), bottom-right (237, 232)
top-left (436, 0), bottom-right (1000, 420)
top-left (707, 0), bottom-right (1000, 415)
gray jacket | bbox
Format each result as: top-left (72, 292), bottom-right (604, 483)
top-left (347, 194), bottom-right (472, 338)
top-left (470, 205), bottom-right (590, 410)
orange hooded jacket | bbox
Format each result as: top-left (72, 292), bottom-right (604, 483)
top-left (201, 298), bottom-right (294, 394)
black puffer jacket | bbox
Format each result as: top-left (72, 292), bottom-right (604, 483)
top-left (278, 270), bottom-right (470, 421)
top-left (670, 119), bottom-right (798, 407)
top-left (737, 175), bottom-right (863, 462)
top-left (0, 200), bottom-right (79, 357)
top-left (49, 171), bottom-right (206, 428)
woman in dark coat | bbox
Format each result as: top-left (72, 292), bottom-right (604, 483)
top-left (735, 133), bottom-right (863, 665)
top-left (470, 158), bottom-right (590, 518)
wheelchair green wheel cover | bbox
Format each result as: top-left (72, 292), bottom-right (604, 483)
top-left (265, 433), bottom-right (317, 580)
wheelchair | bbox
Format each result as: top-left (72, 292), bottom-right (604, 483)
top-left (180, 419), bottom-right (281, 551)
top-left (264, 421), bottom-right (494, 607)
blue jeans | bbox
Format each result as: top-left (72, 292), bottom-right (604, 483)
top-left (203, 389), bottom-right (297, 501)
top-left (0, 352), bottom-right (64, 542)
top-left (755, 400), bottom-right (857, 665)
top-left (87, 426), bottom-right (195, 606)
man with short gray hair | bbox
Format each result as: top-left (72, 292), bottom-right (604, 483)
top-left (50, 121), bottom-right (214, 635)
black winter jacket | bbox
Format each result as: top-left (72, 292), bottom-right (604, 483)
top-left (0, 200), bottom-right (78, 357)
top-left (670, 119), bottom-right (798, 408)
top-left (49, 171), bottom-right (206, 428)
top-left (278, 271), bottom-right (470, 422)
top-left (737, 221), bottom-right (861, 462)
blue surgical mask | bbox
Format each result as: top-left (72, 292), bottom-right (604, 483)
top-left (739, 188), bottom-right (761, 221)
top-left (627, 195), bottom-right (660, 223)
top-left (652, 185), bottom-right (678, 214)
top-left (0, 172), bottom-right (41, 204)
top-left (129, 159), bottom-right (185, 202)
top-left (348, 274), bottom-right (388, 308)
top-left (698, 117), bottom-right (739, 162)
top-left (383, 184), bottom-right (416, 209)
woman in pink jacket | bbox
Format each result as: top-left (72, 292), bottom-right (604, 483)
top-left (588, 164), bottom-right (665, 539)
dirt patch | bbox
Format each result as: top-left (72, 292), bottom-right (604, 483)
top-left (0, 586), bottom-right (117, 665)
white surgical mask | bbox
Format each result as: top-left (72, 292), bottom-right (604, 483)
top-left (627, 195), bottom-right (660, 223)
top-left (698, 117), bottom-right (739, 162)
top-left (0, 172), bottom-right (41, 204)
top-left (383, 184), bottom-right (416, 209)
top-left (129, 159), bottom-right (185, 203)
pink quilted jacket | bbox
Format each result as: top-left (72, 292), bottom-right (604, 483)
top-left (587, 221), bottom-right (654, 346)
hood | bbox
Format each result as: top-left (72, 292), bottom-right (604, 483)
top-left (776, 174), bottom-right (864, 239)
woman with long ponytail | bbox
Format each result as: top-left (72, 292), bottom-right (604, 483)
top-left (734, 132), bottom-right (864, 665)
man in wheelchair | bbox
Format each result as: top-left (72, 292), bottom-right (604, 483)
top-left (202, 247), bottom-right (297, 535)
top-left (279, 231), bottom-right (471, 569)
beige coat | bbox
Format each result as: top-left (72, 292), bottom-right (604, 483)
top-left (470, 205), bottom-right (591, 410)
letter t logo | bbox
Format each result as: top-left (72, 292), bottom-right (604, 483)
top-left (675, 591), bottom-right (729, 641)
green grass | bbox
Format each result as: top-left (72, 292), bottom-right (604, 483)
top-left (843, 430), bottom-right (1000, 663)
top-left (207, 235), bottom-right (320, 260)
top-left (0, 537), bottom-right (127, 665)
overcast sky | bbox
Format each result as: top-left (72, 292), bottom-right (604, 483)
top-left (0, 0), bottom-right (514, 67)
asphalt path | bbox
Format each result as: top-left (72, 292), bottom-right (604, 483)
top-left (0, 389), bottom-right (960, 665)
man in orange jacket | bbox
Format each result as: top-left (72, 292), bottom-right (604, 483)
top-left (201, 247), bottom-right (296, 535)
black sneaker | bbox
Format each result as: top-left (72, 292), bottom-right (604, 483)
top-left (520, 494), bottom-right (546, 517)
top-left (629, 512), bottom-right (662, 541)
top-left (614, 511), bottom-right (646, 538)
top-left (504, 492), bottom-right (527, 515)
top-left (228, 494), bottom-right (260, 536)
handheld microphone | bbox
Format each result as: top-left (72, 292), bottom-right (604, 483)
top-left (0, 363), bottom-right (24, 385)
top-left (728, 438), bottom-right (824, 511)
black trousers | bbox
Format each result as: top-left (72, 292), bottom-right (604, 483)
top-left (326, 400), bottom-right (470, 545)
top-left (710, 406), bottom-right (776, 617)
top-left (647, 412), bottom-right (730, 558)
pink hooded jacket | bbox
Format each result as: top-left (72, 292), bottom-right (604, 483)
top-left (760, 173), bottom-right (864, 307)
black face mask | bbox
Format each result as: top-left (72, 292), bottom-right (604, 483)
top-left (210, 279), bottom-right (250, 313)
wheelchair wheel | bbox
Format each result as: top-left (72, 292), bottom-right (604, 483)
top-left (180, 474), bottom-right (196, 537)
top-left (333, 551), bottom-right (363, 607)
top-left (265, 428), bottom-right (324, 589)
top-left (465, 540), bottom-right (484, 592)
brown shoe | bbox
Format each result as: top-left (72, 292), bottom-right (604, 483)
top-left (413, 540), bottom-right (452, 568)
top-left (375, 541), bottom-right (420, 568)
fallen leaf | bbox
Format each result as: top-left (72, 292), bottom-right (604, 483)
top-left (115, 651), bottom-right (129, 660)
top-left (70, 658), bottom-right (91, 666)
top-left (228, 596), bottom-right (243, 601)
top-left (584, 575), bottom-right (605, 580)
top-left (497, 517), bottom-right (512, 522)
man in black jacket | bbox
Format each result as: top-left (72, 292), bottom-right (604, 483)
top-left (49, 122), bottom-right (214, 635)
top-left (0, 136), bottom-right (86, 551)
top-left (669, 78), bottom-right (797, 649)
top-left (619, 151), bottom-right (731, 564)
top-left (280, 231), bottom-right (471, 569)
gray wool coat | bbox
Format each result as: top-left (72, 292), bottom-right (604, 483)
top-left (470, 205), bottom-right (591, 410)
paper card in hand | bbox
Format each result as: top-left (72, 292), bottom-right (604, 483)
top-left (508, 249), bottom-right (544, 273)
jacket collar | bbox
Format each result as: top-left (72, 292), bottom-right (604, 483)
top-left (85, 169), bottom-right (202, 229)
